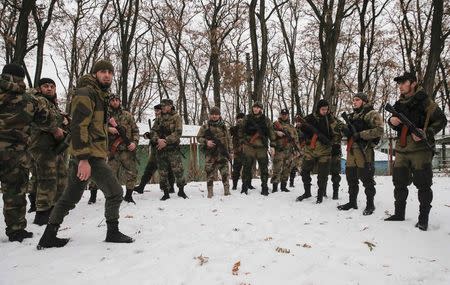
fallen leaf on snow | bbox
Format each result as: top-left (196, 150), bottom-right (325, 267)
top-left (194, 254), bottom-right (209, 266)
top-left (212, 209), bottom-right (217, 213)
top-left (124, 215), bottom-right (134, 219)
top-left (364, 241), bottom-right (376, 251)
top-left (233, 228), bottom-right (240, 232)
top-left (361, 226), bottom-right (369, 231)
top-left (445, 204), bottom-right (450, 207)
top-left (264, 237), bottom-right (273, 241)
top-left (276, 247), bottom-right (291, 254)
top-left (232, 261), bottom-right (241, 275)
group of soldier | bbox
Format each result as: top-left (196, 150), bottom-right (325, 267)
top-left (0, 58), bottom-right (447, 250)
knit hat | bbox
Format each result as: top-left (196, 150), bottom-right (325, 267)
top-left (154, 104), bottom-right (162, 110)
top-left (38, 78), bottom-right (56, 87)
top-left (92, 59), bottom-right (114, 74)
top-left (161, 99), bottom-right (174, 106)
top-left (236, 112), bottom-right (245, 119)
top-left (2, 63), bottom-right (25, 78)
top-left (252, 101), bottom-right (263, 109)
top-left (210, 106), bottom-right (221, 115)
top-left (354, 92), bottom-right (368, 102)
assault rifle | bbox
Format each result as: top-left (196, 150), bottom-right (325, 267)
top-left (273, 120), bottom-right (301, 153)
top-left (295, 115), bottom-right (331, 147)
top-left (204, 127), bottom-right (232, 164)
top-left (384, 103), bottom-right (434, 151)
top-left (341, 112), bottom-right (367, 164)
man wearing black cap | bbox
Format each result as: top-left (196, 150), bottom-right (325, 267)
top-left (240, 101), bottom-right (277, 196)
top-left (38, 59), bottom-right (134, 248)
top-left (150, 98), bottom-right (188, 200)
top-left (337, 92), bottom-right (383, 215)
top-left (1, 63), bottom-right (57, 242)
top-left (270, 108), bottom-right (299, 192)
top-left (28, 78), bottom-right (69, 225)
top-left (197, 106), bottom-right (232, 198)
top-left (296, 99), bottom-right (340, 203)
top-left (384, 72), bottom-right (447, 230)
top-left (133, 104), bottom-right (175, 194)
top-left (107, 94), bottom-right (139, 204)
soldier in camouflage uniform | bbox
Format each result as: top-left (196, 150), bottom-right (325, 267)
top-left (240, 101), bottom-right (277, 196)
top-left (328, 115), bottom-right (344, 200)
top-left (0, 63), bottom-right (57, 242)
top-left (150, 98), bottom-right (187, 201)
top-left (197, 107), bottom-right (232, 198)
top-left (270, 108), bottom-right (299, 193)
top-left (28, 78), bottom-right (69, 225)
top-left (107, 94), bottom-right (139, 204)
top-left (337, 92), bottom-right (384, 215)
top-left (289, 122), bottom-right (305, 188)
top-left (38, 60), bottom-right (134, 249)
top-left (296, 99), bottom-right (340, 204)
top-left (133, 104), bottom-right (175, 194)
top-left (385, 72), bottom-right (447, 231)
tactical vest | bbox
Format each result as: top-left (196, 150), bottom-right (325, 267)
top-left (350, 106), bottom-right (381, 145)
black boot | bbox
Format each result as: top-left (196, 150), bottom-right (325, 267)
top-left (289, 168), bottom-right (296, 188)
top-left (272, 183), bottom-right (278, 193)
top-left (363, 197), bottom-right (375, 216)
top-left (261, 184), bottom-right (269, 196)
top-left (160, 188), bottom-right (170, 201)
top-left (88, 189), bottom-right (97, 204)
top-left (123, 189), bottom-right (136, 204)
top-left (241, 183), bottom-right (248, 195)
top-left (133, 184), bottom-right (145, 194)
top-left (28, 193), bottom-right (36, 213)
top-left (280, 182), bottom-right (290, 192)
top-left (316, 188), bottom-right (324, 204)
top-left (249, 184), bottom-right (255, 189)
top-left (8, 229), bottom-right (33, 242)
top-left (384, 201), bottom-right (406, 221)
top-left (415, 205), bottom-right (431, 231)
top-left (34, 208), bottom-right (52, 226)
top-left (177, 186), bottom-right (188, 199)
top-left (105, 221), bottom-right (134, 243)
top-left (296, 185), bottom-right (312, 202)
top-left (37, 224), bottom-right (69, 249)
top-left (332, 185), bottom-right (339, 200)
top-left (169, 184), bottom-right (175, 194)
top-left (337, 190), bottom-right (358, 210)
top-left (232, 180), bottom-right (238, 190)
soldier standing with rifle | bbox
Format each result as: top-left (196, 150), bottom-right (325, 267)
top-left (197, 107), bottom-right (232, 198)
top-left (133, 104), bottom-right (175, 194)
top-left (107, 94), bottom-right (139, 204)
top-left (270, 108), bottom-right (300, 193)
top-left (337, 92), bottom-right (384, 215)
top-left (240, 101), bottom-right (277, 196)
top-left (384, 72), bottom-right (447, 231)
top-left (29, 78), bottom-right (69, 225)
top-left (296, 99), bottom-right (340, 204)
top-left (150, 98), bottom-right (188, 201)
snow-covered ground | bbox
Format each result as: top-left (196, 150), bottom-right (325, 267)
top-left (1, 175), bottom-right (449, 285)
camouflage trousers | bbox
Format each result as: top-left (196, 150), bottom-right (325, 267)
top-left (156, 148), bottom-right (186, 191)
top-left (301, 147), bottom-right (331, 191)
top-left (345, 147), bottom-right (375, 198)
top-left (49, 157), bottom-right (123, 224)
top-left (242, 145), bottom-right (269, 188)
top-left (271, 149), bottom-right (293, 184)
top-left (330, 154), bottom-right (342, 190)
top-left (108, 150), bottom-right (138, 190)
top-left (231, 152), bottom-right (244, 183)
top-left (205, 154), bottom-right (230, 189)
top-left (29, 150), bottom-right (67, 211)
top-left (0, 150), bottom-right (30, 236)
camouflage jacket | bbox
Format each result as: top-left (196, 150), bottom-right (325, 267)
top-left (108, 107), bottom-right (139, 151)
top-left (389, 87), bottom-right (447, 153)
top-left (270, 118), bottom-right (299, 151)
top-left (150, 110), bottom-right (183, 149)
top-left (240, 113), bottom-right (276, 148)
top-left (346, 104), bottom-right (383, 148)
top-left (300, 112), bottom-right (340, 154)
top-left (29, 93), bottom-right (65, 151)
top-left (229, 120), bottom-right (243, 153)
top-left (197, 119), bottom-right (232, 158)
top-left (0, 75), bottom-right (57, 151)
top-left (69, 74), bottom-right (110, 160)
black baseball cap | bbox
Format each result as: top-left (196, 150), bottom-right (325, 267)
top-left (280, 109), bottom-right (289, 115)
top-left (394, 71), bottom-right (417, 83)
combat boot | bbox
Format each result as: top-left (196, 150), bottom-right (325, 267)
top-left (28, 193), bottom-right (36, 213)
top-left (37, 224), bottom-right (69, 249)
top-left (34, 208), bottom-right (52, 226)
top-left (337, 190), bottom-right (358, 210)
top-left (415, 205), bottom-right (431, 231)
top-left (224, 184), bottom-right (231, 196)
top-left (207, 185), bottom-right (214, 198)
top-left (232, 180), bottom-right (238, 190)
top-left (384, 201), bottom-right (406, 221)
top-left (123, 189), bottom-right (136, 204)
top-left (8, 229), bottom-right (33, 242)
top-left (272, 183), bottom-right (278, 193)
top-left (316, 188), bottom-right (324, 204)
top-left (88, 189), bottom-right (97, 204)
top-left (160, 188), bottom-right (170, 201)
top-left (169, 184), bottom-right (175, 194)
top-left (241, 183), bottom-right (248, 195)
top-left (105, 221), bottom-right (134, 243)
top-left (261, 184), bottom-right (269, 196)
top-left (296, 184), bottom-right (311, 202)
top-left (332, 184), bottom-right (339, 200)
top-left (363, 197), bottom-right (375, 216)
top-left (280, 182), bottom-right (290, 192)
top-left (177, 186), bottom-right (188, 199)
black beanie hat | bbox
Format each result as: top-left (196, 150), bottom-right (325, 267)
top-left (38, 78), bottom-right (56, 87)
top-left (2, 63), bottom-right (25, 78)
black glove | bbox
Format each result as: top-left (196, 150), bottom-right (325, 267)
top-left (143, 132), bottom-right (151, 139)
top-left (342, 126), bottom-right (353, 138)
top-left (352, 132), bottom-right (361, 141)
top-left (331, 144), bottom-right (342, 156)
